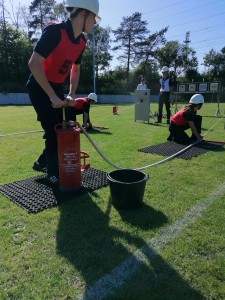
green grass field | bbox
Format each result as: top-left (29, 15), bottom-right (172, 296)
top-left (0, 103), bottom-right (225, 300)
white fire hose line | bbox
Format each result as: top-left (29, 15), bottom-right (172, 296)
top-left (77, 182), bottom-right (225, 300)
top-left (81, 108), bottom-right (225, 171)
top-left (80, 113), bottom-right (224, 171)
top-left (81, 124), bottom-right (199, 170)
top-left (80, 126), bottom-right (124, 170)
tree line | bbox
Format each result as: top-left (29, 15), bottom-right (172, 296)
top-left (0, 0), bottom-right (224, 96)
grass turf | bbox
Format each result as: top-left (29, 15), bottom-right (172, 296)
top-left (0, 103), bottom-right (225, 299)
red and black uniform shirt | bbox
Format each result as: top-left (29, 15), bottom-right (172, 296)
top-left (74, 98), bottom-right (90, 114)
top-left (28, 19), bottom-right (86, 84)
top-left (171, 107), bottom-right (196, 126)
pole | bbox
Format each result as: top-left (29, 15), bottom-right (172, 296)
top-left (92, 27), bottom-right (96, 93)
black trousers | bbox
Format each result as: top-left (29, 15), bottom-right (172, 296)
top-left (169, 115), bottom-right (202, 145)
top-left (65, 107), bottom-right (90, 125)
top-left (26, 79), bottom-right (64, 176)
top-left (158, 92), bottom-right (171, 122)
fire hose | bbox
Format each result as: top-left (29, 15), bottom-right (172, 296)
top-left (80, 113), bottom-right (224, 171)
top-left (80, 126), bottom-right (201, 171)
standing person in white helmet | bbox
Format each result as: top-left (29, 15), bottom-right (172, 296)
top-left (67, 92), bottom-right (98, 129)
top-left (167, 94), bottom-right (204, 145)
top-left (156, 66), bottom-right (174, 124)
top-left (26, 0), bottom-right (100, 185)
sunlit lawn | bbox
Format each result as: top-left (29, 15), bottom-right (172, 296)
top-left (0, 103), bottom-right (225, 299)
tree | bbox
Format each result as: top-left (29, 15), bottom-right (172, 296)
top-left (131, 61), bottom-right (159, 93)
top-left (3, 0), bottom-right (21, 30)
top-left (0, 0), bottom-right (7, 31)
top-left (78, 25), bottom-right (112, 93)
top-left (98, 66), bottom-right (129, 94)
top-left (84, 25), bottom-right (112, 79)
top-left (0, 24), bottom-right (33, 91)
top-left (112, 12), bottom-right (149, 80)
top-left (92, 25), bottom-right (112, 78)
top-left (156, 40), bottom-right (198, 76)
top-left (203, 48), bottom-right (225, 77)
top-left (16, 5), bottom-right (31, 36)
top-left (54, 3), bottom-right (67, 22)
top-left (0, 0), bottom-right (9, 77)
top-left (134, 27), bottom-right (168, 76)
top-left (185, 69), bottom-right (202, 82)
top-left (29, 0), bottom-right (57, 42)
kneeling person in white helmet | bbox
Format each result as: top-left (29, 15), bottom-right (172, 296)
top-left (167, 94), bottom-right (204, 145)
top-left (67, 93), bottom-right (97, 128)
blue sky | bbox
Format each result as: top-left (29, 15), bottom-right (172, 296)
top-left (99, 0), bottom-right (225, 72)
top-left (8, 0), bottom-right (225, 72)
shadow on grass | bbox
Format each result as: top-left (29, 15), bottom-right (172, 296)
top-left (56, 193), bottom-right (204, 299)
top-left (106, 245), bottom-right (205, 300)
top-left (117, 203), bottom-right (168, 230)
top-left (57, 191), bottom-right (147, 284)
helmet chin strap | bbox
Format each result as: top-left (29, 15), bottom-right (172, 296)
top-left (82, 13), bottom-right (88, 32)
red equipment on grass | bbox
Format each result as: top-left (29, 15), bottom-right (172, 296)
top-left (55, 121), bottom-right (89, 192)
top-left (113, 105), bottom-right (118, 115)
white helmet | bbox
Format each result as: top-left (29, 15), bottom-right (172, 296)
top-left (88, 92), bottom-right (98, 102)
top-left (65, 0), bottom-right (100, 18)
top-left (189, 94), bottom-right (204, 105)
top-left (161, 66), bottom-right (169, 73)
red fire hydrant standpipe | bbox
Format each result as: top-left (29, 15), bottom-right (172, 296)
top-left (55, 121), bottom-right (89, 192)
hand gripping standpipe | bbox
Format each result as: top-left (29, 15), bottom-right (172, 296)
top-left (55, 120), bottom-right (89, 192)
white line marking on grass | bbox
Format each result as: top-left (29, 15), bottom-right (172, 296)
top-left (77, 182), bottom-right (225, 300)
top-left (0, 130), bottom-right (43, 137)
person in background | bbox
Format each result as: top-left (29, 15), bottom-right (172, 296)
top-left (27, 0), bottom-right (100, 185)
top-left (156, 66), bottom-right (174, 124)
top-left (67, 92), bottom-right (97, 128)
top-left (136, 76), bottom-right (147, 90)
top-left (167, 94), bottom-right (204, 145)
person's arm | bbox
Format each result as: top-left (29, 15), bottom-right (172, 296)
top-left (83, 112), bottom-right (89, 127)
top-left (28, 52), bottom-right (65, 108)
top-left (83, 102), bottom-right (91, 127)
top-left (88, 114), bottom-right (92, 127)
top-left (188, 121), bottom-right (202, 141)
top-left (67, 64), bottom-right (80, 100)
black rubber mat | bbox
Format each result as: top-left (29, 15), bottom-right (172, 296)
top-left (138, 141), bottom-right (224, 160)
top-left (0, 168), bottom-right (108, 213)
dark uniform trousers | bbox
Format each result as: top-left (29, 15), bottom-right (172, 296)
top-left (169, 115), bottom-right (202, 145)
top-left (26, 80), bottom-right (64, 176)
top-left (158, 92), bottom-right (171, 123)
top-left (65, 107), bottom-right (90, 124)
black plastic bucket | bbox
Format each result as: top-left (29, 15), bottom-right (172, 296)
top-left (107, 169), bottom-right (149, 210)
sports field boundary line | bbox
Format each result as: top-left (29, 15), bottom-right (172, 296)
top-left (77, 182), bottom-right (225, 300)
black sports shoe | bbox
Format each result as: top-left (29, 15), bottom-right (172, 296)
top-left (167, 134), bottom-right (174, 141)
top-left (46, 174), bottom-right (59, 186)
top-left (32, 160), bottom-right (47, 173)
